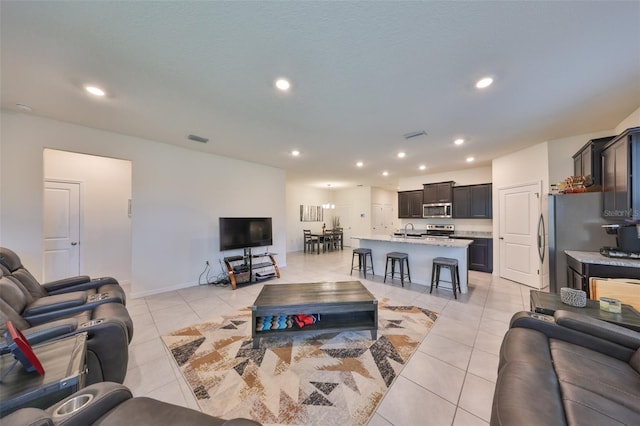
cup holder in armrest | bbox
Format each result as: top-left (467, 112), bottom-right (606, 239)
top-left (53, 393), bottom-right (94, 417)
top-left (80, 319), bottom-right (104, 328)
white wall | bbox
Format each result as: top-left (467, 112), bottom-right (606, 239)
top-left (0, 111), bottom-right (286, 297)
top-left (399, 166), bottom-right (492, 191)
top-left (547, 130), bottom-right (615, 186)
top-left (44, 149), bottom-right (132, 283)
top-left (285, 183), bottom-right (330, 252)
top-left (334, 186), bottom-right (372, 244)
top-left (614, 106), bottom-right (640, 134)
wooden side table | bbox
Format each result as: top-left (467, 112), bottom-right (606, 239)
top-left (530, 290), bottom-right (640, 332)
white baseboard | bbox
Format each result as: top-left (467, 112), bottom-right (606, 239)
top-left (130, 280), bottom-right (197, 299)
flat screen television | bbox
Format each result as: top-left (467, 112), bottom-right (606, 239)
top-left (219, 217), bottom-right (273, 251)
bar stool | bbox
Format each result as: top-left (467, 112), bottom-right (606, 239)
top-left (384, 252), bottom-right (411, 287)
top-left (430, 257), bottom-right (461, 299)
top-left (351, 248), bottom-right (374, 278)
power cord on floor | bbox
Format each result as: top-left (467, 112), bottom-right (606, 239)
top-left (198, 260), bottom-right (230, 287)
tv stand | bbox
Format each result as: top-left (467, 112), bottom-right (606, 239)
top-left (223, 248), bottom-right (280, 290)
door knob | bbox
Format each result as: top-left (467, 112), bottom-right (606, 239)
top-left (71, 242), bottom-right (78, 246)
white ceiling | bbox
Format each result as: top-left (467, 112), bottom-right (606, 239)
top-left (2, 1), bottom-right (639, 190)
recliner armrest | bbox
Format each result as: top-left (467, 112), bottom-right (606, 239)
top-left (509, 311), bottom-right (637, 362)
top-left (554, 310), bottom-right (640, 350)
top-left (46, 382), bottom-right (132, 426)
top-left (22, 318), bottom-right (78, 346)
top-left (0, 407), bottom-right (53, 426)
top-left (41, 275), bottom-right (91, 292)
top-left (45, 277), bottom-right (120, 296)
top-left (22, 292), bottom-right (87, 316)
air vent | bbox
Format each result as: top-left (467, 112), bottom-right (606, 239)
top-left (188, 134), bottom-right (209, 143)
top-left (403, 130), bottom-right (427, 140)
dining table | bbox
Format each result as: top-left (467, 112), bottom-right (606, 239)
top-left (309, 230), bottom-right (343, 254)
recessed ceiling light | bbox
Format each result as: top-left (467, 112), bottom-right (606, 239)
top-left (397, 152), bottom-right (406, 158)
top-left (85, 85), bottom-right (106, 96)
top-left (466, 156), bottom-right (475, 162)
top-left (291, 150), bottom-right (300, 156)
top-left (475, 77), bottom-right (493, 89)
top-left (356, 161), bottom-right (364, 167)
top-left (382, 171), bottom-right (389, 176)
top-left (419, 165), bottom-right (427, 170)
top-left (454, 138), bottom-right (465, 145)
top-left (275, 78), bottom-right (291, 91)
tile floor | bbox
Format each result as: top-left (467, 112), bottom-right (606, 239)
top-left (121, 249), bottom-right (533, 425)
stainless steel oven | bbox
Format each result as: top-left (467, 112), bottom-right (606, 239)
top-left (422, 203), bottom-right (452, 218)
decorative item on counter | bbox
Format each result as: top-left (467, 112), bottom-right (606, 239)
top-left (599, 297), bottom-right (622, 313)
top-left (560, 287), bottom-right (587, 307)
top-left (322, 223), bottom-right (326, 234)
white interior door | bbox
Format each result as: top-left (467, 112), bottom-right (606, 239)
top-left (499, 182), bottom-right (542, 288)
top-left (44, 181), bottom-right (80, 281)
top-left (334, 205), bottom-right (352, 247)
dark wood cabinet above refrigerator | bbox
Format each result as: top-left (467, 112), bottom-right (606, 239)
top-left (572, 136), bottom-right (614, 186)
top-left (601, 127), bottom-right (640, 220)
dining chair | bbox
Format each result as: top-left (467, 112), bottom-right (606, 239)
top-left (303, 230), bottom-right (318, 253)
top-left (332, 228), bottom-right (343, 250)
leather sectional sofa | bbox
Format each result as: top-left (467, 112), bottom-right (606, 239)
top-left (491, 310), bottom-right (640, 425)
top-left (2, 382), bottom-right (261, 426)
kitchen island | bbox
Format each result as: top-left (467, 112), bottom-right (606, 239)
top-left (353, 235), bottom-right (473, 293)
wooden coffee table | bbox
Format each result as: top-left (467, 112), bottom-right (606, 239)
top-left (251, 281), bottom-right (378, 348)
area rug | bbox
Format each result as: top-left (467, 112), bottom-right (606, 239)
top-left (161, 298), bottom-right (438, 426)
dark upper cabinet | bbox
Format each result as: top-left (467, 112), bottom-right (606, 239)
top-left (423, 181), bottom-right (453, 204)
top-left (398, 190), bottom-right (423, 218)
top-left (453, 183), bottom-right (492, 218)
top-left (572, 136), bottom-right (614, 186)
top-left (601, 127), bottom-right (640, 220)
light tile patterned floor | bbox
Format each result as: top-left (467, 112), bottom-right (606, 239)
top-left (122, 249), bottom-right (532, 425)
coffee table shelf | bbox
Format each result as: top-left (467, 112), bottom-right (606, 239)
top-left (251, 281), bottom-right (378, 348)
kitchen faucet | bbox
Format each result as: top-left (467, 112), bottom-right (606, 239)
top-left (404, 223), bottom-right (414, 237)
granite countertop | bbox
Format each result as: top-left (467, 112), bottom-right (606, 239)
top-left (451, 231), bottom-right (493, 239)
top-left (353, 235), bottom-right (473, 248)
top-left (565, 250), bottom-right (640, 268)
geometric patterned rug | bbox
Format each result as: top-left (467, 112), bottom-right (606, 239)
top-left (161, 298), bottom-right (438, 425)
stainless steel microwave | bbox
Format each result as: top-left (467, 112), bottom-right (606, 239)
top-left (423, 202), bottom-right (452, 218)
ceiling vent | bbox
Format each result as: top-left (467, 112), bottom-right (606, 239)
top-left (188, 134), bottom-right (209, 143)
top-left (403, 130), bottom-right (427, 140)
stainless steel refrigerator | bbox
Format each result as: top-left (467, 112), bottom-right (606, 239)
top-left (548, 192), bottom-right (617, 293)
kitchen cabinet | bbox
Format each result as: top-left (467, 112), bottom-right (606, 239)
top-left (601, 127), bottom-right (640, 220)
top-left (469, 238), bottom-right (493, 272)
top-left (566, 253), bottom-right (640, 297)
top-left (398, 190), bottom-right (423, 218)
top-left (451, 237), bottom-right (493, 272)
top-left (452, 183), bottom-right (492, 218)
top-left (423, 181), bottom-right (454, 204)
top-left (572, 136), bottom-right (613, 186)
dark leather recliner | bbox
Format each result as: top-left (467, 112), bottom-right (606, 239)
top-left (0, 273), bottom-right (132, 339)
top-left (1, 382), bottom-right (262, 426)
top-left (491, 310), bottom-right (640, 425)
top-left (0, 277), bottom-right (132, 384)
top-left (0, 247), bottom-right (126, 303)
